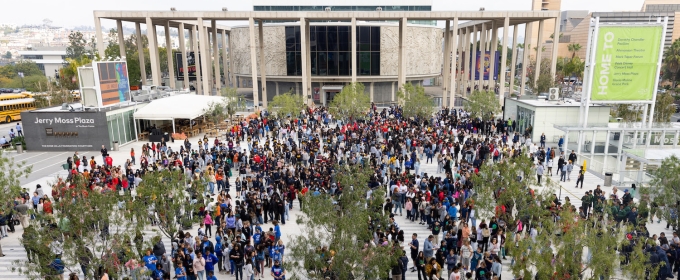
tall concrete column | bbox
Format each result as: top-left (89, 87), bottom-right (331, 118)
top-left (258, 20), bottom-right (268, 108)
top-left (398, 18), bottom-right (407, 91)
top-left (550, 14), bottom-right (561, 79)
top-left (164, 22), bottom-right (176, 89)
top-left (442, 20), bottom-right (451, 106)
top-left (520, 23), bottom-right (532, 96)
top-left (229, 32), bottom-right (236, 88)
top-left (489, 23), bottom-right (499, 89)
top-left (178, 23), bottom-right (190, 88)
top-left (370, 82), bottom-right (374, 102)
top-left (145, 17), bottom-right (161, 87)
top-left (479, 23), bottom-right (486, 87)
top-left (509, 25), bottom-right (519, 97)
top-left (203, 27), bottom-right (213, 92)
top-left (471, 25), bottom-right (478, 91)
top-left (248, 18), bottom-right (260, 106)
top-left (221, 30), bottom-right (229, 89)
top-left (534, 20), bottom-right (545, 87)
top-left (300, 18), bottom-right (310, 105)
top-left (212, 20), bottom-right (221, 91)
top-left (198, 19), bottom-right (211, 95)
top-left (455, 29), bottom-right (463, 96)
top-left (116, 20), bottom-right (125, 59)
top-left (94, 16), bottom-right (105, 58)
top-left (449, 18), bottom-right (459, 108)
top-left (135, 23), bottom-right (147, 86)
top-left (191, 26), bottom-right (203, 94)
top-left (499, 17), bottom-right (510, 105)
top-left (463, 27), bottom-right (471, 96)
top-left (304, 20), bottom-right (312, 106)
top-left (351, 18), bottom-right (357, 83)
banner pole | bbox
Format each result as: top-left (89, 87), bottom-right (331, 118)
top-left (578, 17), bottom-right (599, 154)
top-left (648, 16), bottom-right (668, 128)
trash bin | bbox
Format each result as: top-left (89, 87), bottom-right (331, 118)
top-left (15, 143), bottom-right (22, 154)
top-left (113, 141), bottom-right (120, 151)
top-left (604, 172), bottom-right (613, 187)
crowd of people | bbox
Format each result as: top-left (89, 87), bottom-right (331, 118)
top-left (6, 101), bottom-right (674, 280)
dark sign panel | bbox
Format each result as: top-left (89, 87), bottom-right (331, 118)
top-left (20, 111), bottom-right (109, 151)
top-left (175, 51), bottom-right (201, 81)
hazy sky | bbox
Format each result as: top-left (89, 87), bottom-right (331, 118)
top-left (4, 0), bottom-right (646, 28)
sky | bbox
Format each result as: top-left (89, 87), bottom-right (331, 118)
top-left (3, 0), bottom-right (648, 28)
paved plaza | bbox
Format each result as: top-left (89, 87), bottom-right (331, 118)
top-left (0, 133), bottom-right (671, 280)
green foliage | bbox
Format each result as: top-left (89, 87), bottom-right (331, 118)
top-left (568, 43), bottom-right (582, 59)
top-left (3, 51), bottom-right (11, 59)
top-left (222, 87), bottom-right (245, 118)
top-left (10, 136), bottom-right (26, 150)
top-left (34, 89), bottom-right (76, 108)
top-left (59, 57), bottom-right (92, 90)
top-left (649, 155), bottom-right (680, 230)
top-left (287, 164), bottom-right (397, 279)
top-left (0, 150), bottom-right (31, 212)
top-left (66, 31), bottom-right (90, 60)
top-left (563, 57), bottom-right (585, 80)
top-left (328, 82), bottom-right (370, 121)
top-left (654, 92), bottom-right (676, 123)
top-left (269, 91), bottom-right (305, 119)
top-left (663, 39), bottom-right (680, 88)
top-left (614, 104), bottom-right (644, 123)
top-left (464, 90), bottom-right (501, 119)
top-left (398, 82), bottom-right (435, 120)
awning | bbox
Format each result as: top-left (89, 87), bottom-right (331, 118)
top-left (133, 94), bottom-right (224, 121)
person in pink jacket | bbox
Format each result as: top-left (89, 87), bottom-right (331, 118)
top-left (193, 251), bottom-right (206, 280)
top-left (204, 213), bottom-right (214, 238)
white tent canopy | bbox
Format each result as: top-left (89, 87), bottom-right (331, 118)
top-left (133, 94), bottom-right (224, 134)
top-left (134, 94), bottom-right (224, 121)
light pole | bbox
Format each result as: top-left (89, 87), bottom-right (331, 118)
top-left (17, 71), bottom-right (24, 89)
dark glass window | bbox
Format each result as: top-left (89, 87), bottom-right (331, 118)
top-left (371, 27), bottom-right (380, 51)
top-left (310, 26), bottom-right (317, 52)
top-left (318, 52), bottom-right (327, 76)
top-left (359, 52), bottom-right (370, 75)
top-left (286, 52), bottom-right (296, 75)
top-left (371, 53), bottom-right (380, 75)
top-left (359, 26), bottom-right (370, 51)
top-left (285, 27), bottom-right (296, 52)
top-left (338, 26), bottom-right (349, 51)
top-left (295, 53), bottom-right (302, 76)
top-left (294, 26), bottom-right (301, 52)
top-left (327, 26), bottom-right (338, 51)
top-left (328, 51), bottom-right (338, 76)
top-left (317, 26), bottom-right (327, 52)
top-left (338, 52), bottom-right (350, 76)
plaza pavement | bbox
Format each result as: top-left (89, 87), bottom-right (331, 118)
top-left (0, 137), bottom-right (670, 279)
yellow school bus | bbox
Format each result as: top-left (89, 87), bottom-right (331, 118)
top-left (0, 97), bottom-right (35, 123)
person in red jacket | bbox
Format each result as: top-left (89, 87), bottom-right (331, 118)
top-left (105, 155), bottom-right (113, 167)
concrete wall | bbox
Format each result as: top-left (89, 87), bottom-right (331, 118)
top-left (379, 25), bottom-right (442, 76)
top-left (230, 26), bottom-right (288, 76)
top-left (20, 111), bottom-right (109, 152)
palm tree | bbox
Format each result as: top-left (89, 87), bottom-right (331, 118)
top-left (663, 39), bottom-right (680, 88)
top-left (567, 43), bottom-right (582, 59)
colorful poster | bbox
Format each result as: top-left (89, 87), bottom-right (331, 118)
top-left (590, 25), bottom-right (663, 101)
top-left (98, 61), bottom-right (130, 106)
top-left (470, 51), bottom-right (500, 80)
top-left (175, 51), bottom-right (200, 80)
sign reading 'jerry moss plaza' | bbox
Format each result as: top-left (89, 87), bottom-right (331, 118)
top-left (20, 111), bottom-right (110, 152)
top-left (591, 25), bottom-right (664, 101)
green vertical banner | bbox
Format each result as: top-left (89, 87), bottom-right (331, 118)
top-left (590, 25), bottom-right (663, 101)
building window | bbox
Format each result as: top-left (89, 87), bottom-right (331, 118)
top-left (356, 26), bottom-right (380, 76)
top-left (23, 55), bottom-right (43, 59)
top-left (285, 25), bottom-right (366, 76)
top-left (36, 63), bottom-right (45, 71)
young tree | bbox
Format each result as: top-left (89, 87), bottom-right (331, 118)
top-left (649, 155), bottom-right (680, 230)
top-left (269, 91), bottom-right (305, 119)
top-left (59, 57), bottom-right (92, 90)
top-left (398, 82), bottom-right (435, 120)
top-left (286, 164), bottom-right (398, 279)
top-left (567, 43), bottom-right (582, 59)
top-left (222, 87), bottom-right (246, 119)
top-left (663, 39), bottom-right (680, 88)
top-left (66, 31), bottom-right (89, 60)
top-left (464, 90), bottom-right (501, 119)
top-left (328, 82), bottom-right (370, 122)
top-left (653, 92), bottom-right (676, 123)
top-left (3, 51), bottom-right (11, 59)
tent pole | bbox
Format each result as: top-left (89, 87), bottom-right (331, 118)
top-left (133, 117), bottom-right (139, 142)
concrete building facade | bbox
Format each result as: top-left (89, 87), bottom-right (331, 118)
top-left (17, 49), bottom-right (66, 79)
top-left (93, 10), bottom-right (560, 109)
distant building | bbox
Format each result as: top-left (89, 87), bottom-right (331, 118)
top-left (17, 48), bottom-right (66, 79)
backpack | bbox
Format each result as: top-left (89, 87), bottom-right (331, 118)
top-left (494, 149), bottom-right (499, 157)
top-left (482, 228), bottom-right (490, 237)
